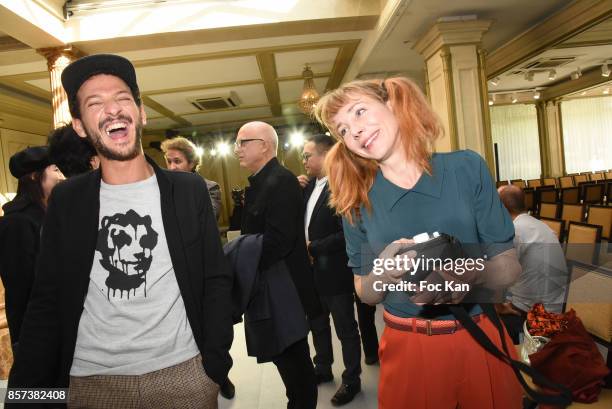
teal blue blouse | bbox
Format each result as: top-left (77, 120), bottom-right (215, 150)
top-left (343, 150), bottom-right (514, 319)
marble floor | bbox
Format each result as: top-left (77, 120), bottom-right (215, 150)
top-left (219, 306), bottom-right (384, 409)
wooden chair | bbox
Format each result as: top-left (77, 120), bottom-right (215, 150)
top-left (587, 205), bottom-right (612, 241)
top-left (523, 188), bottom-right (536, 214)
top-left (539, 202), bottom-right (559, 219)
top-left (510, 179), bottom-right (526, 189)
top-left (542, 177), bottom-right (557, 188)
top-left (605, 170), bottom-right (612, 179)
top-left (573, 174), bottom-right (588, 184)
top-left (607, 181), bottom-right (612, 205)
top-left (496, 180), bottom-right (509, 188)
top-left (537, 187), bottom-right (558, 204)
top-left (563, 261), bottom-right (612, 388)
top-left (581, 183), bottom-right (605, 205)
top-left (527, 179), bottom-right (542, 188)
top-left (565, 222), bottom-right (602, 265)
top-left (560, 187), bottom-right (580, 204)
top-left (560, 203), bottom-right (585, 230)
top-left (559, 175), bottom-right (574, 188)
top-left (537, 217), bottom-right (565, 242)
top-left (589, 172), bottom-right (604, 182)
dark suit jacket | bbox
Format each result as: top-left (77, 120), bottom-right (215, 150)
top-left (225, 234), bottom-right (308, 362)
top-left (8, 156), bottom-right (233, 397)
top-left (241, 157), bottom-right (321, 318)
top-left (304, 179), bottom-right (354, 296)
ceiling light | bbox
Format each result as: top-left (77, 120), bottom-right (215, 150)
top-left (489, 77), bottom-right (500, 87)
top-left (216, 142), bottom-right (230, 157)
top-left (524, 71), bottom-right (534, 81)
top-left (580, 91), bottom-right (587, 96)
top-left (194, 146), bottom-right (204, 157)
top-left (548, 69), bottom-right (556, 80)
top-left (604, 87), bottom-right (610, 95)
top-left (290, 131), bottom-right (305, 148)
top-left (511, 93), bottom-right (518, 104)
top-left (571, 67), bottom-right (582, 80)
top-left (210, 148), bottom-right (218, 157)
top-left (533, 89), bottom-right (541, 100)
top-left (488, 94), bottom-right (496, 106)
top-left (602, 63), bottom-right (610, 77)
top-left (297, 65), bottom-right (320, 115)
top-left (325, 131), bottom-right (331, 136)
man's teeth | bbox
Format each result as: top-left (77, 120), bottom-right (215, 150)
top-left (105, 122), bottom-right (127, 133)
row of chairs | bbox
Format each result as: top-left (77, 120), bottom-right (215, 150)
top-left (497, 170), bottom-right (612, 190)
top-left (537, 203), bottom-right (610, 240)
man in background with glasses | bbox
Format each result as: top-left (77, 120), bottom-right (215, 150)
top-left (234, 121), bottom-right (322, 409)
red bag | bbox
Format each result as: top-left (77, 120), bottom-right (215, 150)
top-left (529, 309), bottom-right (610, 407)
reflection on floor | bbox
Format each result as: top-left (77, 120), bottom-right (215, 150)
top-left (220, 306), bottom-right (384, 409)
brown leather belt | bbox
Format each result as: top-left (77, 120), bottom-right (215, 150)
top-left (383, 310), bottom-right (482, 336)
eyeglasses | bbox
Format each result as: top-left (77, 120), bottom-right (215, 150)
top-left (234, 138), bottom-right (264, 149)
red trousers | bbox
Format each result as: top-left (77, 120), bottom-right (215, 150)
top-left (378, 312), bottom-right (523, 409)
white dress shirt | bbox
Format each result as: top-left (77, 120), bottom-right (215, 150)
top-left (304, 177), bottom-right (328, 242)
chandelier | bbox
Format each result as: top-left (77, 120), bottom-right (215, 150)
top-left (297, 64), bottom-right (320, 115)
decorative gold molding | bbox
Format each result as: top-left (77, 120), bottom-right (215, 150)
top-left (535, 101), bottom-right (550, 177)
top-left (142, 96), bottom-right (191, 127)
top-left (486, 0), bottom-right (612, 78)
top-left (477, 47), bottom-right (495, 173)
top-left (0, 78), bottom-right (52, 101)
top-left (440, 46), bottom-right (458, 151)
top-left (325, 40), bottom-right (360, 91)
top-left (256, 52), bottom-right (282, 117)
top-left (177, 103), bottom-right (271, 117)
top-left (0, 36), bottom-right (29, 52)
top-left (414, 20), bottom-right (492, 61)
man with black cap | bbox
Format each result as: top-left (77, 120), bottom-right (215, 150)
top-left (7, 54), bottom-right (233, 409)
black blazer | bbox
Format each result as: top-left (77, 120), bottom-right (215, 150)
top-left (241, 158), bottom-right (321, 319)
top-left (304, 179), bottom-right (354, 296)
top-left (8, 157), bottom-right (233, 395)
top-left (225, 234), bottom-right (308, 362)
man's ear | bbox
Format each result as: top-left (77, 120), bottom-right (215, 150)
top-left (140, 104), bottom-right (147, 126)
top-left (72, 118), bottom-right (88, 138)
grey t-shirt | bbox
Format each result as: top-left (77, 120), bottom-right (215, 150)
top-left (70, 174), bottom-right (199, 376)
top-left (508, 213), bottom-right (568, 313)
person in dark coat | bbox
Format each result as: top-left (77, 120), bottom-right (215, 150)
top-left (7, 54), bottom-right (233, 409)
top-left (300, 133), bottom-right (362, 406)
top-left (0, 146), bottom-right (65, 346)
top-left (235, 120), bottom-right (321, 409)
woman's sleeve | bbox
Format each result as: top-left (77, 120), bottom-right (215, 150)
top-left (342, 214), bottom-right (375, 276)
top-left (468, 150), bottom-right (515, 257)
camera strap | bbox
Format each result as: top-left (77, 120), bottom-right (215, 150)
top-left (449, 304), bottom-right (572, 407)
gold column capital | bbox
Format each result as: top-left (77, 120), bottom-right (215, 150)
top-left (36, 46), bottom-right (85, 129)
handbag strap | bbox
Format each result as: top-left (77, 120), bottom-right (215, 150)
top-left (448, 304), bottom-right (572, 407)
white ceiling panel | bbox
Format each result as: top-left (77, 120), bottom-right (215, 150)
top-left (144, 117), bottom-right (179, 129)
top-left (182, 106), bottom-right (272, 125)
top-left (278, 77), bottom-right (328, 103)
top-left (149, 83), bottom-right (268, 114)
top-left (135, 56), bottom-right (261, 91)
top-left (275, 48), bottom-right (338, 78)
top-left (26, 78), bottom-right (50, 91)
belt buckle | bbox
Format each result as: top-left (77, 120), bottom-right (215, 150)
top-left (426, 320), bottom-right (432, 336)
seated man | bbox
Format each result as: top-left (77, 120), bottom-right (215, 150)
top-left (497, 185), bottom-right (568, 344)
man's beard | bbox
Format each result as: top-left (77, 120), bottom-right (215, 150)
top-left (85, 113), bottom-right (143, 162)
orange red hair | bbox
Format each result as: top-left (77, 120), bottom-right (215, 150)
top-left (314, 77), bottom-right (442, 224)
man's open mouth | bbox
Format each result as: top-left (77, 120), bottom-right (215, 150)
top-left (104, 121), bottom-right (129, 139)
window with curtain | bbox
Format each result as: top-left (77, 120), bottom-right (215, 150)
top-left (490, 104), bottom-right (541, 181)
top-left (560, 96), bottom-right (612, 174)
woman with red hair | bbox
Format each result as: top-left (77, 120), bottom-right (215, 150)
top-left (314, 77), bottom-right (523, 409)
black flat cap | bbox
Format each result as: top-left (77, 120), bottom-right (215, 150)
top-left (61, 54), bottom-right (140, 117)
top-left (9, 146), bottom-right (50, 178)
